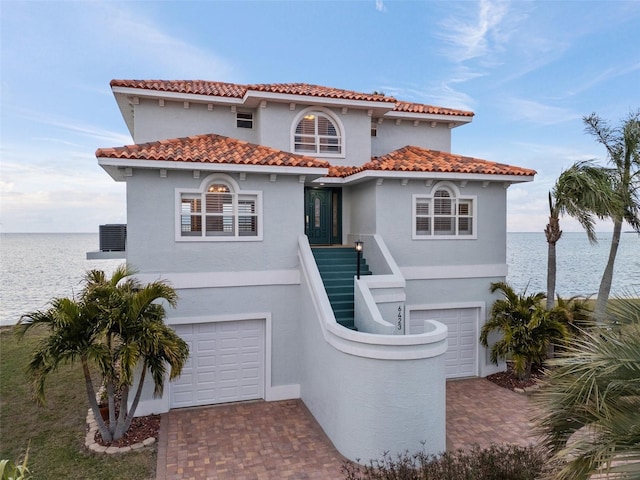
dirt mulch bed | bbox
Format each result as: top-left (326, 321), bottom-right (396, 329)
top-left (485, 363), bottom-right (546, 392)
top-left (95, 414), bottom-right (161, 448)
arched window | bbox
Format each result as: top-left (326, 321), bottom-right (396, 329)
top-left (178, 175), bottom-right (261, 241)
top-left (413, 183), bottom-right (475, 238)
top-left (293, 109), bottom-right (342, 155)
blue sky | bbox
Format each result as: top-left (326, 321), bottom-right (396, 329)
top-left (1, 0), bottom-right (639, 233)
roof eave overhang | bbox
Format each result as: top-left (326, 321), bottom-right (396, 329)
top-left (383, 111), bottom-right (473, 127)
top-left (243, 90), bottom-right (396, 114)
top-left (97, 157), bottom-right (329, 182)
top-left (112, 86), bottom-right (244, 105)
top-left (111, 85), bottom-right (397, 119)
top-left (317, 169), bottom-right (535, 186)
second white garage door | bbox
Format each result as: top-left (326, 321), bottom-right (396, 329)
top-left (409, 308), bottom-right (478, 378)
top-left (170, 320), bottom-right (265, 409)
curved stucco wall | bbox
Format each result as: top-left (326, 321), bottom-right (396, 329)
top-left (298, 236), bottom-right (447, 462)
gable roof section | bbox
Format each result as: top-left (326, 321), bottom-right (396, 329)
top-left (110, 80), bottom-right (472, 117)
top-left (96, 133), bottom-right (330, 169)
top-left (329, 145), bottom-right (536, 178)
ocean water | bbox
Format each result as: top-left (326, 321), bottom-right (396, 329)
top-left (507, 232), bottom-right (639, 298)
top-left (1, 232), bottom-right (638, 326)
top-left (0, 234), bottom-right (122, 327)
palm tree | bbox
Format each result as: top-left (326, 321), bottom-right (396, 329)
top-left (80, 265), bottom-right (189, 441)
top-left (583, 111), bottom-right (640, 320)
top-left (546, 161), bottom-right (619, 308)
top-left (16, 265), bottom-right (189, 442)
top-left (548, 295), bottom-right (593, 338)
top-left (479, 282), bottom-right (568, 381)
top-left (535, 296), bottom-right (640, 479)
top-left (15, 296), bottom-right (114, 443)
top-left (545, 192), bottom-right (562, 309)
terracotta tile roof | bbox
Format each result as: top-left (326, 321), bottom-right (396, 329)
top-left (329, 145), bottom-right (536, 178)
top-left (246, 83), bottom-right (395, 103)
top-left (394, 101), bottom-right (473, 117)
top-left (110, 80), bottom-right (470, 116)
top-left (110, 80), bottom-right (246, 98)
top-left (96, 133), bottom-right (330, 169)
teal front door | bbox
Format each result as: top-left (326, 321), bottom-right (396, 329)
top-left (305, 188), bottom-right (341, 245)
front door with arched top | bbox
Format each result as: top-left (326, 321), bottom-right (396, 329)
top-left (304, 187), bottom-right (341, 245)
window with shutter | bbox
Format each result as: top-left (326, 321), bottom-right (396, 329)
top-left (293, 109), bottom-right (342, 155)
top-left (413, 183), bottom-right (476, 239)
top-left (177, 174), bottom-right (262, 241)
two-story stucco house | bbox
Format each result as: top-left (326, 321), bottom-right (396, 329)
top-left (95, 80), bottom-right (535, 462)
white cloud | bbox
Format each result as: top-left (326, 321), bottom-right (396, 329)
top-left (501, 97), bottom-right (582, 126)
top-left (375, 0), bottom-right (387, 13)
top-left (567, 61), bottom-right (640, 97)
top-left (436, 0), bottom-right (511, 63)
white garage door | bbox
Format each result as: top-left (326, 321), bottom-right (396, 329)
top-left (170, 320), bottom-right (265, 409)
top-left (409, 308), bottom-right (478, 378)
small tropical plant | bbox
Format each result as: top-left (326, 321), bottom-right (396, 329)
top-left (479, 282), bottom-right (568, 381)
top-left (535, 295), bottom-right (640, 479)
top-left (548, 295), bottom-right (594, 339)
top-left (0, 444), bottom-right (31, 480)
top-left (15, 265), bottom-right (189, 443)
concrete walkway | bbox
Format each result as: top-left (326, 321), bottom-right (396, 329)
top-left (156, 378), bottom-right (540, 480)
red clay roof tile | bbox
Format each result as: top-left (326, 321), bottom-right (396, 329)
top-left (110, 80), bottom-right (472, 117)
top-left (346, 145), bottom-right (536, 177)
top-left (97, 137), bottom-right (534, 178)
top-left (96, 133), bottom-right (330, 169)
top-left (393, 101), bottom-right (473, 117)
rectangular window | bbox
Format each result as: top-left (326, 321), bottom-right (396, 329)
top-left (415, 199), bottom-right (430, 235)
top-left (413, 193), bottom-right (475, 239)
top-left (181, 195), bottom-right (202, 236)
top-left (178, 184), bottom-right (261, 241)
top-left (458, 200), bottom-right (473, 235)
top-left (371, 121), bottom-right (378, 137)
top-left (238, 197), bottom-right (258, 236)
top-left (236, 112), bottom-right (253, 129)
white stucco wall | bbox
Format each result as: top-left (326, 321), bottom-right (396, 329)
top-left (132, 98), bottom-right (259, 144)
top-left (125, 169), bottom-right (303, 273)
top-left (372, 179), bottom-right (507, 267)
top-left (372, 121), bottom-right (452, 157)
top-left (298, 238), bottom-right (448, 462)
top-left (346, 182), bottom-right (377, 235)
top-left (130, 98), bottom-right (375, 166)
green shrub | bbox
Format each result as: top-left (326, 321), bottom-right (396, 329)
top-left (342, 443), bottom-right (549, 480)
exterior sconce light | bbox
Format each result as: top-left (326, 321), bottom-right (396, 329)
top-left (355, 241), bottom-right (363, 279)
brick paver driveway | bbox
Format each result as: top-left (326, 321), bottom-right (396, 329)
top-left (156, 378), bottom-right (540, 480)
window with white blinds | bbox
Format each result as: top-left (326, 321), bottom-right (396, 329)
top-left (178, 175), bottom-right (261, 241)
top-left (413, 185), bottom-right (476, 239)
top-left (293, 110), bottom-right (342, 155)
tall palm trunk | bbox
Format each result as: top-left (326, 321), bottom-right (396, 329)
top-left (594, 218), bottom-right (622, 320)
top-left (545, 194), bottom-right (562, 310)
top-left (82, 357), bottom-right (112, 442)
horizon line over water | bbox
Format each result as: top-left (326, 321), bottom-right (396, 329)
top-left (507, 231), bottom-right (639, 299)
top-left (1, 232), bottom-right (638, 326)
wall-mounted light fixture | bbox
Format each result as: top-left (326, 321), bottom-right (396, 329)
top-left (355, 241), bottom-right (363, 279)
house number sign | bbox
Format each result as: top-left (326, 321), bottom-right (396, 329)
top-left (397, 306), bottom-right (402, 330)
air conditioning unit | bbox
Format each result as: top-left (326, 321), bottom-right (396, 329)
top-left (99, 224), bottom-right (127, 252)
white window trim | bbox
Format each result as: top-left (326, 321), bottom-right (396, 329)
top-left (175, 173), bottom-right (263, 242)
top-left (236, 111), bottom-right (254, 129)
top-left (290, 106), bottom-right (346, 159)
top-left (412, 181), bottom-right (477, 240)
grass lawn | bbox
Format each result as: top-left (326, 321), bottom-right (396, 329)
top-left (0, 327), bottom-right (156, 480)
